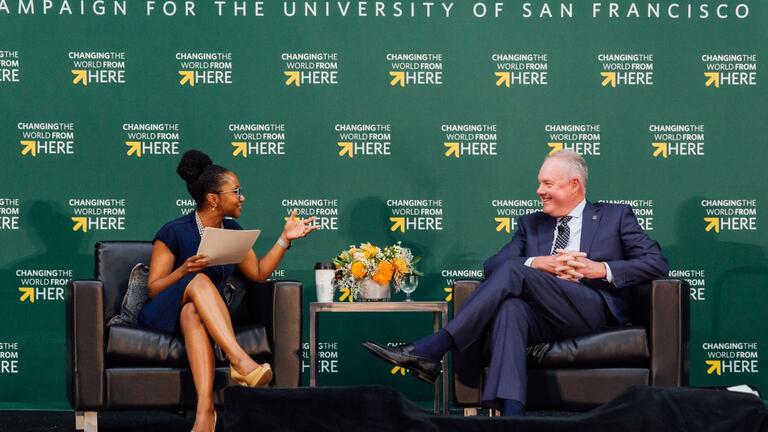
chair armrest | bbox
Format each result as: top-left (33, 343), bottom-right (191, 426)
top-left (647, 279), bottom-right (688, 386)
top-left (237, 279), bottom-right (302, 388)
top-left (452, 279), bottom-right (484, 406)
top-left (69, 279), bottom-right (106, 410)
top-left (271, 281), bottom-right (302, 388)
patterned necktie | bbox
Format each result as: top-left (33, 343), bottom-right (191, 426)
top-left (551, 216), bottom-right (573, 255)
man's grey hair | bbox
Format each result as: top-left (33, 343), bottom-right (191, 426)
top-left (545, 150), bottom-right (588, 189)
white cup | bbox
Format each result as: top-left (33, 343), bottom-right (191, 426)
top-left (314, 263), bottom-right (335, 303)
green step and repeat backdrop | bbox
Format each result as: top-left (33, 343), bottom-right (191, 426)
top-left (1, 0), bottom-right (766, 410)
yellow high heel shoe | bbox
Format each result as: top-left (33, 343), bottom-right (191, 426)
top-left (230, 363), bottom-right (272, 388)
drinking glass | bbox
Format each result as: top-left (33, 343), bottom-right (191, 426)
top-left (401, 274), bottom-right (419, 302)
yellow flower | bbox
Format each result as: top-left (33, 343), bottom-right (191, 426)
top-left (350, 261), bottom-right (367, 279)
top-left (361, 242), bottom-right (380, 258)
top-left (372, 261), bottom-right (394, 285)
top-left (393, 258), bottom-right (409, 274)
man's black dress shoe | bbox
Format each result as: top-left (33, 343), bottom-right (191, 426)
top-left (362, 341), bottom-right (441, 384)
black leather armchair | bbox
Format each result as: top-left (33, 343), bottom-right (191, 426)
top-left (69, 241), bottom-right (302, 430)
top-left (452, 279), bottom-right (688, 412)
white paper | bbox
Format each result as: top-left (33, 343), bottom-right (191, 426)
top-left (197, 227), bottom-right (260, 265)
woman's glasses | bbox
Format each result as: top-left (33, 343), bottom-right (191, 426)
top-left (217, 187), bottom-right (242, 198)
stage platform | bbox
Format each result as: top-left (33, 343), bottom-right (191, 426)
top-left (0, 385), bottom-right (765, 431)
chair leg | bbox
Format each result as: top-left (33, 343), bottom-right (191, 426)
top-left (75, 411), bottom-right (98, 432)
top-left (463, 407), bottom-right (478, 416)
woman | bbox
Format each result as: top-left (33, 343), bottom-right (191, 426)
top-left (138, 149), bottom-right (318, 432)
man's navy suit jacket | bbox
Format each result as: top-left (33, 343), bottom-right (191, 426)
top-left (483, 201), bottom-right (669, 324)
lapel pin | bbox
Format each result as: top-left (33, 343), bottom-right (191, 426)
top-left (592, 215), bottom-right (598, 220)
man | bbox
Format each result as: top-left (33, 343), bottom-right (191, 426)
top-left (364, 150), bottom-right (669, 416)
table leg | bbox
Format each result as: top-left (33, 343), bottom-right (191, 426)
top-left (433, 311), bottom-right (439, 414)
top-left (309, 307), bottom-right (318, 387)
top-left (442, 306), bottom-right (449, 415)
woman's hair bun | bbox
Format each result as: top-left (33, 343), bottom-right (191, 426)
top-left (177, 150), bottom-right (213, 184)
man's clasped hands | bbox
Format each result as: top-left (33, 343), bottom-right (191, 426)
top-left (531, 249), bottom-right (608, 282)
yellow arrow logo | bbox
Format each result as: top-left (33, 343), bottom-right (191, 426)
top-left (652, 142), bottom-right (668, 158)
top-left (19, 287), bottom-right (34, 303)
top-left (389, 217), bottom-right (406, 233)
top-left (284, 216), bottom-right (308, 224)
top-left (705, 360), bottom-right (722, 376)
top-left (72, 70), bottom-right (88, 86)
top-left (72, 217), bottom-right (88, 232)
top-left (704, 217), bottom-right (720, 233)
top-left (389, 71), bottom-right (405, 87)
top-left (179, 70), bottom-right (195, 86)
top-left (601, 71), bottom-right (617, 88)
top-left (338, 142), bottom-right (353, 158)
top-left (494, 71), bottom-right (511, 87)
top-left (495, 217), bottom-right (511, 233)
top-left (284, 71), bottom-right (300, 87)
top-left (444, 142), bottom-right (460, 158)
top-left (20, 140), bottom-right (37, 157)
top-left (232, 141), bottom-right (248, 158)
top-left (704, 72), bottom-right (720, 88)
top-left (390, 365), bottom-right (406, 375)
top-left (125, 141), bottom-right (142, 157)
top-left (547, 142), bottom-right (564, 155)
top-left (444, 287), bottom-right (453, 302)
top-left (338, 287), bottom-right (353, 302)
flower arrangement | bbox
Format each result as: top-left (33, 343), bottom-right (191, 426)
top-left (332, 242), bottom-right (421, 298)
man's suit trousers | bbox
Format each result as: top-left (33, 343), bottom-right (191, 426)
top-left (445, 261), bottom-right (614, 405)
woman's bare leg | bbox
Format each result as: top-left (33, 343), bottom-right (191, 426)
top-left (180, 302), bottom-right (216, 432)
top-left (182, 273), bottom-right (259, 375)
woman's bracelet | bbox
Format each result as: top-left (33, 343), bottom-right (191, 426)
top-left (277, 237), bottom-right (291, 250)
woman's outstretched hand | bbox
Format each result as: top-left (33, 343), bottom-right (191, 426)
top-left (282, 208), bottom-right (320, 241)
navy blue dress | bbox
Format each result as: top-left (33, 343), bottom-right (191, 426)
top-left (138, 212), bottom-right (243, 334)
